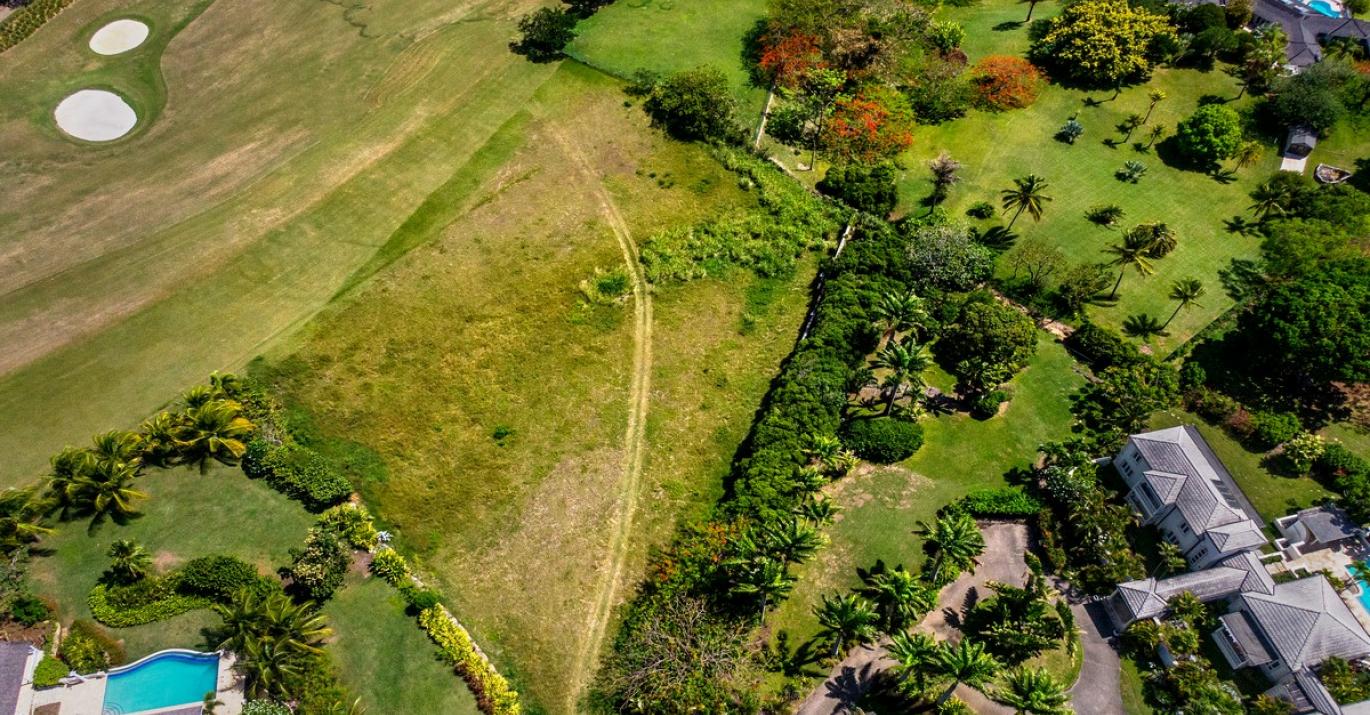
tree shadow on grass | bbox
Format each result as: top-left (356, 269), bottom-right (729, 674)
top-left (994, 20), bottom-right (1025, 31)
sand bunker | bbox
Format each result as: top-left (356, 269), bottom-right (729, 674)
top-left (54, 90), bottom-right (137, 141)
top-left (89, 19), bottom-right (149, 55)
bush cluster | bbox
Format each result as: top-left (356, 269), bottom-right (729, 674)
top-left (370, 548), bottom-right (410, 584)
top-left (283, 527), bottom-right (350, 602)
top-left (957, 487), bottom-right (1043, 517)
top-left (419, 606), bottom-right (521, 715)
top-left (247, 440), bottom-right (352, 512)
top-left (32, 655), bottom-right (68, 687)
top-left (1246, 410), bottom-right (1302, 451)
top-left (841, 418), bottom-right (924, 463)
top-left (318, 503), bottom-right (379, 550)
top-left (88, 578), bottom-right (210, 628)
top-left (0, 0), bottom-right (74, 52)
top-left (1066, 321), bottom-right (1142, 371)
top-left (179, 555), bottom-right (262, 602)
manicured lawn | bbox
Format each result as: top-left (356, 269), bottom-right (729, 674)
top-left (769, 334), bottom-right (1084, 645)
top-left (259, 64), bottom-right (817, 713)
top-left (27, 465), bottom-right (314, 659)
top-left (1121, 655), bottom-right (1155, 715)
top-left (566, 0), bottom-right (769, 118)
top-left (324, 576), bottom-right (481, 715)
top-left (1150, 409), bottom-right (1333, 522)
top-left (1324, 422), bottom-right (1370, 459)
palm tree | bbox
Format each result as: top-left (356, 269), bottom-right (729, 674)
top-left (1165, 278), bottom-right (1205, 328)
top-left (178, 400), bottom-right (255, 473)
top-left (1143, 89), bottom-right (1166, 123)
top-left (761, 518), bottom-right (825, 565)
top-left (239, 637), bottom-right (306, 700)
top-left (1023, 0), bottom-right (1041, 21)
top-left (887, 630), bottom-right (938, 689)
top-left (928, 152), bottom-right (963, 203)
top-left (1250, 180), bottom-right (1293, 220)
top-left (994, 667), bottom-right (1071, 714)
top-left (44, 447), bottom-right (92, 521)
top-left (208, 371), bottom-right (244, 400)
top-left (796, 496), bottom-right (840, 526)
top-left (0, 488), bottom-right (52, 552)
top-left (1122, 313), bottom-right (1166, 341)
top-left (872, 338), bottom-right (931, 416)
top-left (1155, 541), bottom-right (1187, 577)
top-left (90, 430), bottom-right (143, 470)
top-left (1000, 175), bottom-right (1052, 229)
top-left (139, 411), bottom-right (185, 469)
top-left (914, 512), bottom-right (985, 584)
top-left (873, 290), bottom-right (928, 347)
top-left (1121, 113), bottom-right (1144, 142)
top-left (68, 460), bottom-right (146, 530)
top-left (1234, 141), bottom-right (1263, 169)
top-left (106, 539), bottom-right (153, 584)
top-left (1104, 233), bottom-right (1157, 300)
top-left (732, 557), bottom-right (795, 621)
top-left (181, 384), bottom-right (219, 409)
top-left (933, 638), bottom-right (1002, 706)
top-left (212, 588), bottom-right (331, 658)
top-left (1125, 222), bottom-right (1177, 258)
top-left (1145, 124), bottom-right (1165, 149)
top-left (814, 593), bottom-right (879, 658)
top-left (860, 564), bottom-right (934, 631)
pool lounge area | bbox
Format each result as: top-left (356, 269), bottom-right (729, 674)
top-left (22, 649), bottom-right (244, 715)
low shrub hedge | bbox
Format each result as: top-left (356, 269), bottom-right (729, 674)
top-left (0, 0), bottom-right (75, 53)
top-left (32, 655), bottom-right (67, 687)
top-left (1066, 321), bottom-right (1142, 372)
top-left (250, 443), bottom-right (352, 512)
top-left (841, 418), bottom-right (924, 464)
top-left (370, 548), bottom-right (409, 585)
top-left (958, 487), bottom-right (1043, 517)
top-left (419, 606), bottom-right (521, 715)
top-left (88, 580), bottom-right (210, 628)
top-left (1248, 410), bottom-right (1301, 451)
top-left (179, 556), bottom-right (261, 602)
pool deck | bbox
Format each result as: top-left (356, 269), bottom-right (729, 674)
top-left (25, 649), bottom-right (244, 715)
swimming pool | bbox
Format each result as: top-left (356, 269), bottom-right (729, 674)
top-left (102, 650), bottom-right (219, 715)
top-left (1357, 575), bottom-right (1370, 616)
top-left (1307, 0), bottom-right (1342, 17)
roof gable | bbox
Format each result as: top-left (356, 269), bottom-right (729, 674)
top-left (1245, 577), bottom-right (1370, 668)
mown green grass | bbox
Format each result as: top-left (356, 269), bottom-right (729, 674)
top-left (324, 576), bottom-right (481, 715)
top-left (566, 0), bottom-right (769, 117)
top-left (1150, 409), bottom-right (1333, 522)
top-left (1121, 655), bottom-right (1155, 715)
top-left (769, 334), bottom-right (1084, 645)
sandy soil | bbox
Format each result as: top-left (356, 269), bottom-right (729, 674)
top-left (89, 19), bottom-right (150, 55)
top-left (54, 90), bottom-right (137, 141)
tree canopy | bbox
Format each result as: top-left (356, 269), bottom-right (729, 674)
top-left (1031, 0), bottom-right (1176, 88)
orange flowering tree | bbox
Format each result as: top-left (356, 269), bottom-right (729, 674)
top-left (821, 86), bottom-right (915, 163)
top-left (969, 55), bottom-right (1045, 111)
top-left (758, 31), bottom-right (825, 89)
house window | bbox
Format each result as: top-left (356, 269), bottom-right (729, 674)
top-left (1193, 547), bottom-right (1209, 560)
top-left (1140, 483), bottom-right (1162, 511)
top-left (1121, 462), bottom-right (1134, 477)
top-left (1179, 522), bottom-right (1191, 534)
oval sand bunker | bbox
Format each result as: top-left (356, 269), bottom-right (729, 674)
top-left (55, 90), bottom-right (138, 142)
top-left (89, 19), bottom-right (149, 55)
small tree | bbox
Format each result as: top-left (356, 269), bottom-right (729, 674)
top-left (510, 8), bottom-right (577, 62)
top-left (969, 56), bottom-right (1045, 110)
top-left (817, 163), bottom-right (898, 215)
top-left (1031, 0), bottom-right (1177, 88)
top-left (1000, 174), bottom-right (1052, 229)
top-left (1175, 104), bottom-right (1243, 167)
top-left (644, 67), bottom-right (740, 142)
top-left (823, 87), bottom-right (916, 163)
top-left (105, 540), bottom-right (153, 584)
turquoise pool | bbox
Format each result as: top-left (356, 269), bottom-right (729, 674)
top-left (1308, 0), bottom-right (1341, 16)
top-left (1357, 576), bottom-right (1370, 616)
top-left (102, 651), bottom-right (219, 715)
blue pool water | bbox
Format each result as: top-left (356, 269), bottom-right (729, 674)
top-left (101, 651), bottom-right (219, 715)
top-left (1357, 576), bottom-right (1370, 616)
top-left (1308, 0), bottom-right (1341, 16)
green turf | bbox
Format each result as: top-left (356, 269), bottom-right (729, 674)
top-left (1323, 422), bottom-right (1370, 459)
top-left (1150, 409), bottom-right (1333, 522)
top-left (27, 464), bottom-right (314, 659)
top-left (1121, 655), bottom-right (1155, 715)
top-left (768, 334), bottom-right (1084, 646)
top-left (324, 576), bottom-right (481, 715)
top-left (566, 0), bottom-right (769, 118)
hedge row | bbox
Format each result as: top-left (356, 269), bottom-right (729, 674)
top-left (957, 487), bottom-right (1043, 517)
top-left (1065, 320), bottom-right (1142, 372)
top-left (419, 607), bottom-right (521, 715)
top-left (88, 582), bottom-right (210, 628)
top-left (0, 0), bottom-right (75, 53)
top-left (243, 439), bottom-right (351, 512)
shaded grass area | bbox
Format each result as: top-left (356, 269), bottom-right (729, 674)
top-left (1150, 409), bottom-right (1333, 522)
top-left (324, 576), bottom-right (481, 715)
top-left (769, 335), bottom-right (1084, 646)
top-left (258, 63), bottom-right (816, 712)
top-left (566, 0), bottom-right (769, 118)
top-left (27, 465), bottom-right (313, 658)
top-left (1121, 655), bottom-right (1155, 715)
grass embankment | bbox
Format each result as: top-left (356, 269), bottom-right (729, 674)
top-left (768, 334), bottom-right (1084, 650)
top-left (0, 0), bottom-right (553, 487)
top-left (259, 63), bottom-right (818, 713)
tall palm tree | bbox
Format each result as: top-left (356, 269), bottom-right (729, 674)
top-left (887, 630), bottom-right (938, 689)
top-left (1143, 89), bottom-right (1166, 123)
top-left (1104, 233), bottom-right (1157, 300)
top-left (1146, 124), bottom-right (1165, 149)
top-left (873, 291), bottom-right (928, 347)
top-left (139, 411), bottom-right (185, 469)
top-left (1121, 113), bottom-right (1144, 142)
top-left (761, 518), bottom-right (825, 566)
top-left (1126, 222), bottom-right (1178, 258)
top-left (914, 512), bottom-right (985, 584)
top-left (106, 539), bottom-right (153, 584)
top-left (814, 593), bottom-right (879, 658)
top-left (1000, 175), bottom-right (1052, 229)
top-left (89, 430), bottom-right (144, 470)
top-left (69, 460), bottom-right (146, 530)
top-left (179, 400), bottom-right (255, 473)
top-left (732, 557), bottom-right (795, 621)
top-left (0, 487), bottom-right (52, 552)
top-left (860, 564), bottom-right (934, 632)
top-left (933, 638), bottom-right (1002, 706)
top-left (1122, 313), bottom-right (1166, 341)
top-left (1165, 278), bottom-right (1205, 328)
top-left (240, 637), bottom-right (306, 700)
top-left (872, 338), bottom-right (931, 416)
top-left (1022, 0), bottom-right (1041, 21)
top-left (994, 667), bottom-right (1071, 714)
top-left (45, 447), bottom-right (92, 521)
top-left (1250, 180), bottom-right (1293, 220)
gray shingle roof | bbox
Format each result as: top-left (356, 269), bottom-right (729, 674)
top-left (0, 642), bottom-right (35, 715)
top-left (1222, 610), bottom-right (1276, 666)
top-left (1245, 576), bottom-right (1370, 668)
top-left (1116, 567), bottom-right (1252, 621)
top-left (1296, 506), bottom-right (1361, 546)
top-left (1219, 550), bottom-right (1277, 596)
top-left (1131, 426), bottom-right (1266, 539)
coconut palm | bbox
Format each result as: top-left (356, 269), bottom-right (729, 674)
top-left (208, 371), bottom-right (244, 400)
top-left (45, 447), bottom-right (92, 521)
top-left (1121, 113), bottom-right (1144, 142)
top-left (178, 400), bottom-right (255, 473)
top-left (1125, 222), bottom-right (1177, 258)
top-left (0, 488), bottom-right (52, 552)
top-left (761, 518), bottom-right (825, 566)
top-left (1146, 124), bottom-right (1165, 149)
top-left (139, 411), bottom-right (185, 469)
top-left (929, 152), bottom-right (963, 203)
top-left (106, 539), bottom-right (154, 584)
top-left (68, 460), bottom-right (146, 530)
top-left (914, 512), bottom-right (985, 584)
top-left (814, 593), bottom-right (879, 658)
top-left (239, 637), bottom-right (306, 700)
top-left (89, 430), bottom-right (144, 470)
top-left (1000, 175), bottom-right (1052, 229)
top-left (872, 338), bottom-right (931, 416)
top-left (1250, 179), bottom-right (1294, 220)
top-left (1022, 0), bottom-right (1042, 21)
top-left (1122, 313), bottom-right (1166, 341)
top-left (873, 290), bottom-right (928, 347)
top-left (732, 557), bottom-right (794, 621)
top-left (1234, 141), bottom-right (1263, 169)
top-left (933, 638), bottom-right (1002, 706)
top-left (860, 563), bottom-right (934, 632)
top-left (1165, 278), bottom-right (1206, 328)
top-left (994, 667), bottom-right (1071, 714)
top-left (1104, 233), bottom-right (1157, 300)
top-left (1143, 89), bottom-right (1166, 123)
top-left (181, 384), bottom-right (219, 410)
top-left (887, 630), bottom-right (938, 689)
top-left (212, 588), bottom-right (331, 658)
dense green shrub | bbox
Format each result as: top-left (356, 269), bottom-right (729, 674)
top-left (1066, 321), bottom-right (1142, 371)
top-left (1174, 104), bottom-right (1243, 166)
top-left (817, 163), bottom-right (898, 216)
top-left (178, 556), bottom-right (260, 602)
top-left (241, 701), bottom-right (292, 715)
top-left (317, 503), bottom-right (378, 550)
top-left (643, 66), bottom-right (740, 142)
top-left (370, 548), bottom-right (410, 584)
top-left (906, 224), bottom-right (995, 292)
top-left (970, 389), bottom-right (1010, 419)
top-left (252, 443), bottom-right (352, 512)
top-left (1186, 387), bottom-right (1239, 424)
top-left (966, 201), bottom-right (995, 219)
top-left (420, 607), bottom-right (521, 715)
top-left (10, 594), bottom-right (49, 626)
top-left (1247, 410), bottom-right (1301, 450)
top-left (841, 418), bottom-right (924, 463)
top-left (32, 655), bottom-right (68, 687)
top-left (401, 584), bottom-right (442, 612)
top-left (937, 294), bottom-right (1038, 395)
top-left (241, 438), bottom-right (273, 479)
top-left (0, 0), bottom-right (76, 53)
top-left (285, 528), bottom-right (350, 602)
top-left (59, 621), bottom-right (124, 673)
top-left (510, 7), bottom-right (576, 62)
top-left (1316, 443), bottom-right (1369, 482)
top-left (89, 579), bottom-right (210, 628)
top-left (958, 487), bottom-right (1043, 517)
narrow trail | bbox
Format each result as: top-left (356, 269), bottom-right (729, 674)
top-left (549, 128), bottom-right (654, 712)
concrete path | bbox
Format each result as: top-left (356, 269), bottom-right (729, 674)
top-left (1065, 597), bottom-right (1126, 715)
